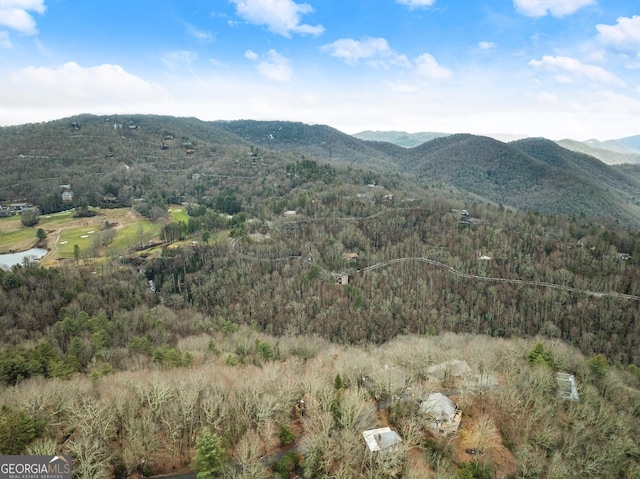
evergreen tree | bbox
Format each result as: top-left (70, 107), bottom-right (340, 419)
top-left (193, 427), bottom-right (225, 479)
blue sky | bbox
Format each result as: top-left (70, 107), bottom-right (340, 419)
top-left (0, 0), bottom-right (639, 140)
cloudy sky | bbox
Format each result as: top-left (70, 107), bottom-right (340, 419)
top-left (0, 0), bottom-right (639, 140)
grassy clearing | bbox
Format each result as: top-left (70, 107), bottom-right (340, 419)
top-left (56, 226), bottom-right (100, 258)
top-left (110, 219), bottom-right (160, 251)
top-left (0, 206), bottom-right (224, 262)
top-left (0, 216), bottom-right (20, 232)
top-left (0, 227), bottom-right (38, 253)
top-left (168, 206), bottom-right (189, 223)
top-left (40, 211), bottom-right (74, 227)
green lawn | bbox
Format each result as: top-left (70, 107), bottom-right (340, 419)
top-left (39, 211), bottom-right (74, 226)
top-left (110, 220), bottom-right (161, 251)
top-left (1, 206), bottom-right (214, 259)
top-left (168, 207), bottom-right (189, 223)
top-left (0, 227), bottom-right (37, 250)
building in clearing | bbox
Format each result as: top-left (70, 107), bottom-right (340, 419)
top-left (362, 427), bottom-right (403, 453)
top-left (427, 359), bottom-right (472, 384)
top-left (61, 190), bottom-right (74, 203)
top-left (420, 393), bottom-right (462, 436)
top-left (556, 372), bottom-right (580, 402)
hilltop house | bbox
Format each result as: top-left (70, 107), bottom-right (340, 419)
top-left (362, 365), bottom-right (409, 404)
top-left (420, 393), bottom-right (462, 436)
top-left (342, 252), bottom-right (359, 262)
top-left (362, 427), bottom-right (403, 453)
top-left (61, 190), bottom-right (74, 203)
top-left (427, 359), bottom-right (472, 385)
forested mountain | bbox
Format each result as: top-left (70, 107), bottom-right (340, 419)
top-left (211, 119), bottom-right (397, 168)
top-left (510, 138), bottom-right (640, 224)
top-left (385, 134), bottom-right (640, 227)
top-left (3, 115), bottom-right (640, 227)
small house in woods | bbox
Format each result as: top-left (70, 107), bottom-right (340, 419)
top-left (9, 203), bottom-right (31, 213)
top-left (420, 393), bottom-right (462, 436)
top-left (427, 359), bottom-right (472, 384)
top-left (336, 273), bottom-right (349, 286)
top-left (342, 252), bottom-right (359, 262)
top-left (61, 190), bottom-right (74, 203)
top-left (362, 365), bottom-right (410, 407)
top-left (556, 372), bottom-right (580, 402)
top-left (362, 427), bottom-right (403, 453)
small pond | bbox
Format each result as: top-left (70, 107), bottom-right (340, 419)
top-left (0, 248), bottom-right (48, 270)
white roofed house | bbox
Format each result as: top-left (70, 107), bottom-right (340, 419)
top-left (362, 427), bottom-right (404, 473)
top-left (61, 190), bottom-right (74, 203)
top-left (362, 427), bottom-right (403, 453)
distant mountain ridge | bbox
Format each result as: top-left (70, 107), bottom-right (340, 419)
top-left (352, 130), bottom-right (449, 147)
top-left (557, 138), bottom-right (640, 165)
top-left (386, 134), bottom-right (640, 226)
top-left (617, 134), bottom-right (640, 151)
top-left (355, 129), bottom-right (640, 165)
top-left (3, 114), bottom-right (640, 227)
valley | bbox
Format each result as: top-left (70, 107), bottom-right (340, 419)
top-left (1, 115), bottom-right (640, 478)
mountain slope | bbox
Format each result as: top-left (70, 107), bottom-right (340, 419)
top-left (512, 138), bottom-right (640, 192)
top-left (392, 134), bottom-right (640, 225)
top-left (212, 120), bottom-right (395, 168)
top-left (3, 115), bottom-right (640, 227)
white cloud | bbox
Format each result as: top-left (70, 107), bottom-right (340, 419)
top-left (534, 90), bottom-right (557, 103)
top-left (0, 0), bottom-right (45, 35)
top-left (1, 62), bottom-right (169, 120)
top-left (478, 41), bottom-right (496, 50)
top-left (162, 51), bottom-right (198, 70)
top-left (529, 55), bottom-right (626, 87)
top-left (229, 0), bottom-right (324, 37)
top-left (415, 53), bottom-right (452, 80)
top-left (396, 0), bottom-right (436, 9)
top-left (321, 37), bottom-right (410, 68)
top-left (209, 58), bottom-right (228, 68)
top-left (0, 30), bottom-right (11, 48)
top-left (597, 16), bottom-right (640, 51)
top-left (246, 49), bottom-right (293, 82)
top-left (186, 24), bottom-right (213, 42)
top-left (572, 90), bottom-right (640, 115)
top-left (513, 0), bottom-right (594, 18)
top-left (244, 49), bottom-right (259, 61)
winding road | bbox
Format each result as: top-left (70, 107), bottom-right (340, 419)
top-left (229, 212), bottom-right (640, 302)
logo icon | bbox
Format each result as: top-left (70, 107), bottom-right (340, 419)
top-left (0, 455), bottom-right (72, 479)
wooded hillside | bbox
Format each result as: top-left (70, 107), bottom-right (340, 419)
top-left (2, 115), bottom-right (640, 478)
